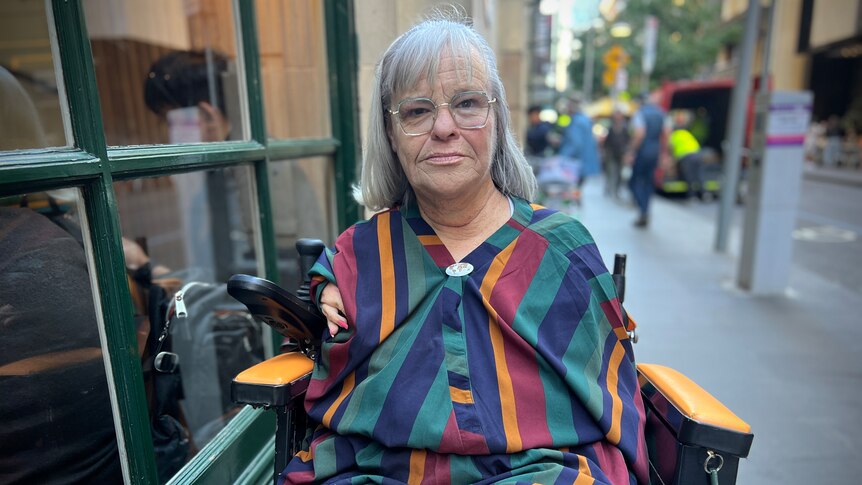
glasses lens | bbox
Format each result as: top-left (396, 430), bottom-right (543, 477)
top-left (452, 92), bottom-right (491, 128)
top-left (397, 99), bottom-right (436, 134)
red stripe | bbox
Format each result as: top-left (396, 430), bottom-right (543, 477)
top-left (600, 299), bottom-right (624, 330)
top-left (307, 228), bottom-right (357, 398)
top-left (590, 441), bottom-right (630, 484)
top-left (487, 233), bottom-right (553, 449)
top-left (437, 412), bottom-right (462, 454)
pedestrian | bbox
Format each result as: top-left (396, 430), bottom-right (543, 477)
top-left (602, 109), bottom-right (629, 198)
top-left (525, 105), bottom-right (554, 157)
top-left (626, 92), bottom-right (669, 227)
top-left (667, 114), bottom-right (704, 200)
top-left (558, 95), bottom-right (600, 204)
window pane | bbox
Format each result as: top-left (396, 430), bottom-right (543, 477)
top-left (0, 189), bottom-right (122, 483)
top-left (0, 1), bottom-right (69, 150)
top-left (270, 157), bottom-right (336, 286)
top-left (85, 0), bottom-right (246, 146)
top-left (114, 165), bottom-right (263, 481)
top-left (256, 0), bottom-right (332, 139)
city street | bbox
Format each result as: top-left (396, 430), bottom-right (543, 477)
top-left (683, 175), bottom-right (862, 294)
top-left (573, 173), bottom-right (862, 485)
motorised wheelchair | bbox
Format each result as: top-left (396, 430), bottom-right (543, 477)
top-left (227, 239), bottom-right (753, 485)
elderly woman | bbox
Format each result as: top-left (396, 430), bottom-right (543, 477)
top-left (281, 13), bottom-right (648, 485)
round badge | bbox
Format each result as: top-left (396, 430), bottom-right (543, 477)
top-left (445, 262), bottom-right (474, 277)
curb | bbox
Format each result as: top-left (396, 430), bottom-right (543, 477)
top-left (802, 168), bottom-right (862, 188)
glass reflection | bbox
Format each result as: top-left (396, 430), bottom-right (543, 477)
top-left (256, 0), bottom-right (331, 139)
top-left (84, 0), bottom-right (245, 146)
top-left (0, 190), bottom-right (121, 483)
top-left (0, 1), bottom-right (68, 150)
top-left (270, 157), bottom-right (335, 286)
top-left (115, 165), bottom-right (262, 482)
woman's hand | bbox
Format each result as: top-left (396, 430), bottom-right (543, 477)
top-left (320, 284), bottom-right (349, 337)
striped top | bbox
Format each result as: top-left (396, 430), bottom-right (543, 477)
top-left (282, 197), bottom-right (649, 484)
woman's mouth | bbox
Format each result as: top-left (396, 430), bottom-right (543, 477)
top-left (424, 153), bottom-right (464, 164)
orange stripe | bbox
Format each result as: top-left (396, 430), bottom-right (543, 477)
top-left (449, 386), bottom-right (474, 404)
top-left (479, 240), bottom-right (521, 452)
top-left (605, 341), bottom-right (625, 444)
top-left (573, 454), bottom-right (595, 485)
top-left (529, 203), bottom-right (545, 210)
top-left (614, 326), bottom-right (630, 341)
top-left (407, 449), bottom-right (426, 485)
top-left (417, 234), bottom-right (443, 245)
top-left (322, 372), bottom-right (356, 427)
top-left (296, 449), bottom-right (313, 463)
top-left (377, 212), bottom-right (396, 342)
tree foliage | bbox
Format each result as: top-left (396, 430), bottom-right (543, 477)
top-left (568, 0), bottom-right (740, 99)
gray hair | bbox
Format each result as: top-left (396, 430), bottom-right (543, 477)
top-left (355, 11), bottom-right (536, 211)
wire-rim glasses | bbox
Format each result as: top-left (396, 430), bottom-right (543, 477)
top-left (389, 91), bottom-right (497, 136)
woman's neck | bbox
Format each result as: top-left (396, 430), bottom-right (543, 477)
top-left (416, 185), bottom-right (510, 262)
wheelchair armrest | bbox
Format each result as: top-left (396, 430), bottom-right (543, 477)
top-left (637, 363), bottom-right (753, 458)
top-left (232, 352), bottom-right (314, 408)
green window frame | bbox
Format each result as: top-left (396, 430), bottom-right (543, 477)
top-left (0, 1), bottom-right (360, 483)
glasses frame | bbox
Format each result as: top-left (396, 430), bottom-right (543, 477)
top-left (388, 90), bottom-right (497, 136)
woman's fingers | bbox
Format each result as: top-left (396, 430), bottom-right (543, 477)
top-left (320, 284), bottom-right (348, 336)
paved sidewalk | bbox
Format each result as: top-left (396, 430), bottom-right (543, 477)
top-left (803, 163), bottom-right (862, 187)
top-left (570, 181), bottom-right (862, 484)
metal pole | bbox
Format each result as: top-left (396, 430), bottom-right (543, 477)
top-left (583, 27), bottom-right (595, 101)
top-left (715, 0), bottom-right (761, 252)
top-left (759, 1), bottom-right (775, 97)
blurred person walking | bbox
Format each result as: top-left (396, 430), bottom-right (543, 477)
top-left (602, 110), bottom-right (629, 198)
top-left (558, 95), bottom-right (600, 204)
top-left (626, 93), bottom-right (668, 227)
top-left (525, 105), bottom-right (554, 157)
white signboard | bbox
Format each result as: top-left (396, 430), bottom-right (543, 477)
top-left (642, 16), bottom-right (658, 74)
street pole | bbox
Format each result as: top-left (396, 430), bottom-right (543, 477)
top-left (758, 1), bottom-right (775, 97)
top-left (715, 0), bottom-right (761, 252)
top-left (583, 27), bottom-right (595, 101)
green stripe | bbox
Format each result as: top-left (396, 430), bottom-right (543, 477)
top-left (510, 248), bottom-right (563, 344)
top-left (336, 292), bottom-right (438, 433)
top-left (512, 251), bottom-right (578, 446)
top-left (528, 213), bottom-right (594, 251)
top-left (449, 455), bottom-right (482, 482)
top-left (353, 441), bottom-right (385, 474)
top-left (407, 363), bottom-right (453, 448)
top-left (589, 272), bottom-right (618, 303)
top-left (562, 300), bottom-right (606, 421)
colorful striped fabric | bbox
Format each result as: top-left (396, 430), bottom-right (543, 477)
top-left (281, 197), bottom-right (649, 484)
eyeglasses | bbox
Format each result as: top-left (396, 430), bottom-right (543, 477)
top-left (389, 91), bottom-right (497, 136)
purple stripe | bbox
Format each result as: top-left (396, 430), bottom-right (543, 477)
top-left (768, 104), bottom-right (812, 111)
top-left (766, 135), bottom-right (805, 146)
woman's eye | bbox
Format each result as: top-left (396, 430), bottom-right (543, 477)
top-left (406, 107), bottom-right (431, 117)
top-left (455, 96), bottom-right (482, 109)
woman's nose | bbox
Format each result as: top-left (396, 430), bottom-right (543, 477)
top-left (431, 105), bottom-right (458, 138)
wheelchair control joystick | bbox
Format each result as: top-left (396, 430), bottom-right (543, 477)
top-left (295, 238), bottom-right (326, 304)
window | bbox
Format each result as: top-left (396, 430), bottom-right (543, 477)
top-left (0, 0), bottom-right (70, 149)
top-left (85, 0), bottom-right (247, 146)
top-left (0, 0), bottom-right (359, 483)
top-left (0, 189), bottom-right (123, 484)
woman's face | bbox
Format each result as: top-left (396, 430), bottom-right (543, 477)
top-left (387, 48), bottom-right (496, 204)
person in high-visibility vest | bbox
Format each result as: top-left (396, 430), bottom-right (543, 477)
top-left (667, 127), bottom-right (704, 200)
